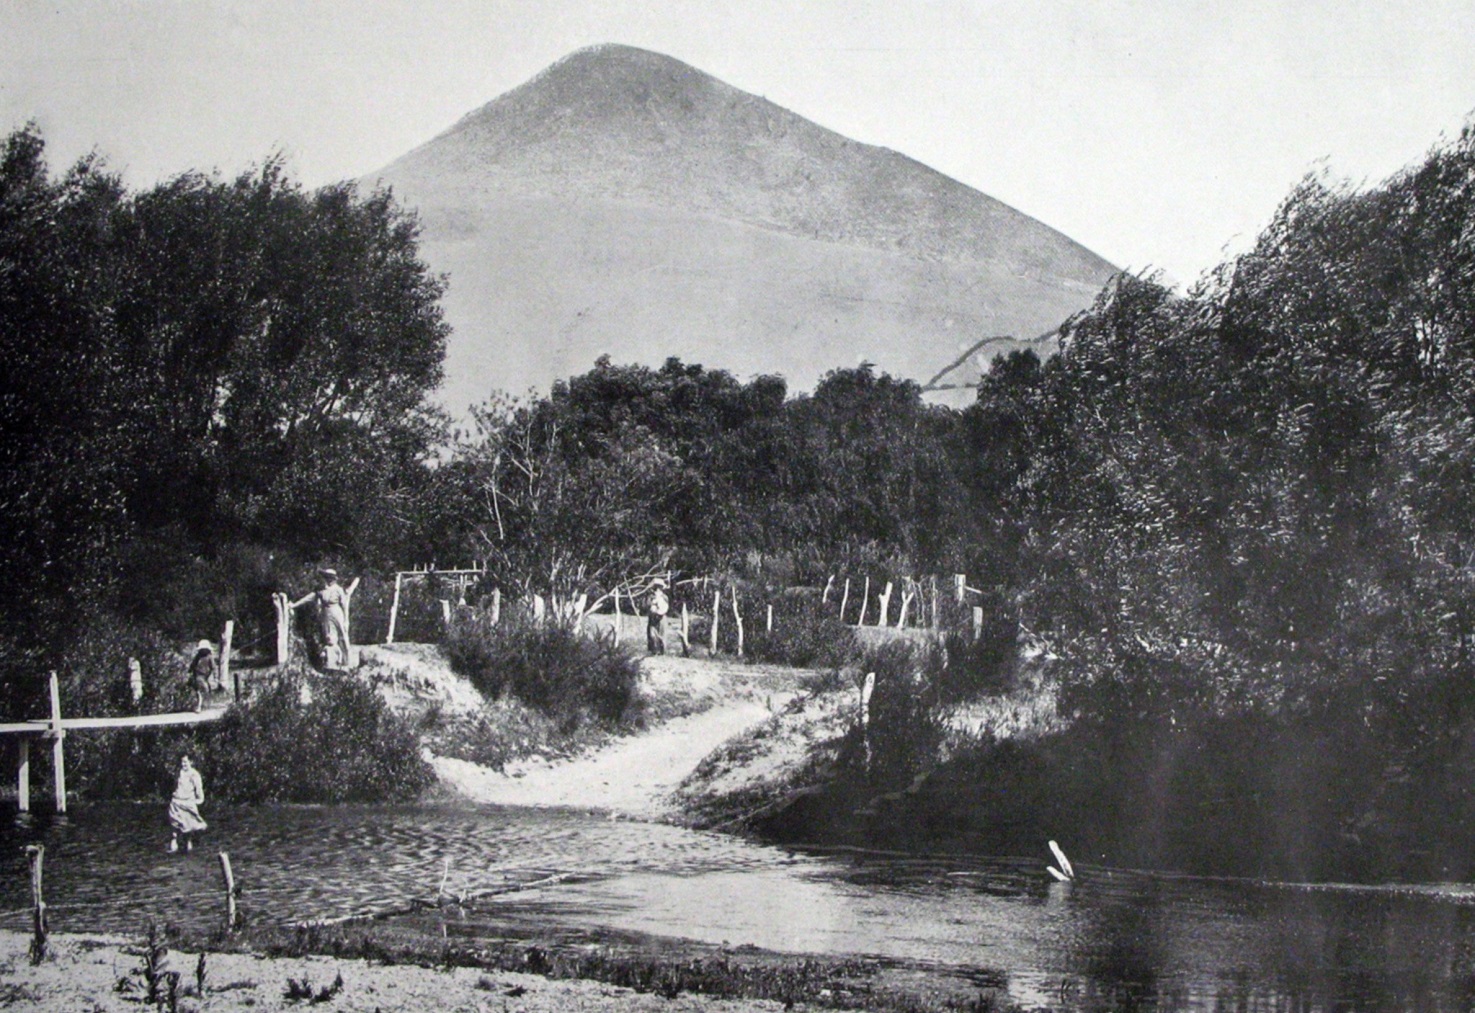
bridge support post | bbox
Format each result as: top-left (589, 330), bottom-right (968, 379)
top-left (220, 620), bottom-right (235, 701)
top-left (16, 737), bottom-right (29, 812)
top-left (48, 671), bottom-right (66, 813)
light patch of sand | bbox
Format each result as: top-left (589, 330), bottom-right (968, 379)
top-left (434, 697), bottom-right (787, 819)
top-left (0, 932), bottom-right (811, 1012)
top-left (359, 643), bottom-right (486, 716)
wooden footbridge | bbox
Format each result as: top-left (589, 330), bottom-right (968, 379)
top-left (1, 671), bottom-right (226, 814)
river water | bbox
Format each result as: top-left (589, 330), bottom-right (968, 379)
top-left (3, 800), bottom-right (1474, 1011)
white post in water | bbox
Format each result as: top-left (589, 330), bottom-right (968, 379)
top-left (218, 852), bottom-right (238, 932)
top-left (48, 671), bottom-right (65, 813)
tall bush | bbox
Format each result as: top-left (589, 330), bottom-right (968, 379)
top-left (443, 612), bottom-right (643, 729)
top-left (201, 671), bottom-right (433, 803)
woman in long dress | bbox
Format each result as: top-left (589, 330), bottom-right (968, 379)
top-left (315, 569), bottom-right (350, 670)
top-left (167, 755), bottom-right (207, 853)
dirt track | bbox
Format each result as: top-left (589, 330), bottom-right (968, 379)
top-left (431, 654), bottom-right (805, 819)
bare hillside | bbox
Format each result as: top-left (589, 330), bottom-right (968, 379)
top-left (366, 44), bottom-right (1115, 410)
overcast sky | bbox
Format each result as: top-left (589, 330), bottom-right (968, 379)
top-left (3, 0), bottom-right (1473, 287)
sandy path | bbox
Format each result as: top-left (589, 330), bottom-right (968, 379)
top-left (433, 698), bottom-right (779, 818)
top-left (431, 656), bottom-right (803, 819)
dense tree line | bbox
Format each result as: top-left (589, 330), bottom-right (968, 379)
top-left (4, 115), bottom-right (1475, 873)
top-left (0, 126), bottom-right (448, 714)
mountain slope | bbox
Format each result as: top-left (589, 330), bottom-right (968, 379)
top-left (366, 44), bottom-right (1115, 410)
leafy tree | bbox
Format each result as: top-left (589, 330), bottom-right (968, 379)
top-left (0, 126), bottom-right (450, 714)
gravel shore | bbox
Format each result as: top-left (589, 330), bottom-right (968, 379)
top-left (0, 931), bottom-right (820, 1012)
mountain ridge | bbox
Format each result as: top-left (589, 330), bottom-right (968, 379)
top-left (365, 44), bottom-right (1116, 410)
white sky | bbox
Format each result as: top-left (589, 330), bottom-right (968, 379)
top-left (3, 0), bottom-right (1473, 287)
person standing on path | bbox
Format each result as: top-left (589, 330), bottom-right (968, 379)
top-left (186, 640), bottom-right (215, 712)
top-left (167, 755), bottom-right (207, 853)
top-left (646, 578), bottom-right (670, 655)
top-left (297, 568), bottom-right (350, 670)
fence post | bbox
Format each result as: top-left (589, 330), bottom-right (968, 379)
top-left (972, 606), bottom-right (984, 641)
top-left (48, 671), bottom-right (65, 813)
top-left (128, 657), bottom-right (143, 706)
top-left (954, 573), bottom-right (966, 602)
top-left (822, 575), bottom-right (834, 604)
top-left (766, 604), bottom-right (774, 633)
top-left (732, 591), bottom-right (745, 659)
top-left (491, 587), bottom-right (502, 625)
top-left (220, 620), bottom-right (235, 701)
top-left (343, 577), bottom-right (359, 668)
top-left (386, 572), bottom-right (403, 644)
top-left (710, 591), bottom-right (721, 655)
top-left (839, 578), bottom-right (851, 624)
top-left (857, 577), bottom-right (870, 628)
top-left (218, 852), bottom-right (237, 934)
top-left (25, 844), bottom-right (45, 964)
top-left (681, 604), bottom-right (691, 657)
top-left (273, 592), bottom-right (291, 665)
top-left (533, 594), bottom-right (546, 625)
top-left (440, 599), bottom-right (451, 628)
top-left (898, 586), bottom-right (914, 628)
top-left (17, 738), bottom-right (30, 812)
top-left (877, 582), bottom-right (893, 628)
top-left (930, 576), bottom-right (939, 630)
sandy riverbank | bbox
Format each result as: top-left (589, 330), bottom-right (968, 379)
top-left (0, 931), bottom-right (825, 1012)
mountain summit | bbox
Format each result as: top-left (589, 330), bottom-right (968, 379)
top-left (367, 45), bottom-right (1116, 410)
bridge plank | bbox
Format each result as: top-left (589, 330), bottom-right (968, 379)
top-left (0, 710), bottom-right (227, 733)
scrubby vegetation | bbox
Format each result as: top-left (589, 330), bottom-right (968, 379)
top-left (442, 613), bottom-right (643, 731)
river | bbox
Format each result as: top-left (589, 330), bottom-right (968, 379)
top-left (3, 800), bottom-right (1474, 1010)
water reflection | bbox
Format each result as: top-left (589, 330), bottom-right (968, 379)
top-left (3, 802), bottom-right (1475, 1010)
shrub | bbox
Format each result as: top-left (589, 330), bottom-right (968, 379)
top-left (744, 590), bottom-right (857, 669)
top-left (201, 669), bottom-right (434, 803)
top-left (853, 640), bottom-right (946, 792)
top-left (442, 612), bottom-right (642, 730)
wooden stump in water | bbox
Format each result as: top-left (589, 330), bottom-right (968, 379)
top-left (218, 852), bottom-right (238, 933)
top-left (25, 844), bottom-right (46, 964)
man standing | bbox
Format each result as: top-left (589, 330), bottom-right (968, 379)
top-left (646, 578), bottom-right (670, 655)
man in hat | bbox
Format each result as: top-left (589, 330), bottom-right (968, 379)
top-left (646, 578), bottom-right (670, 655)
